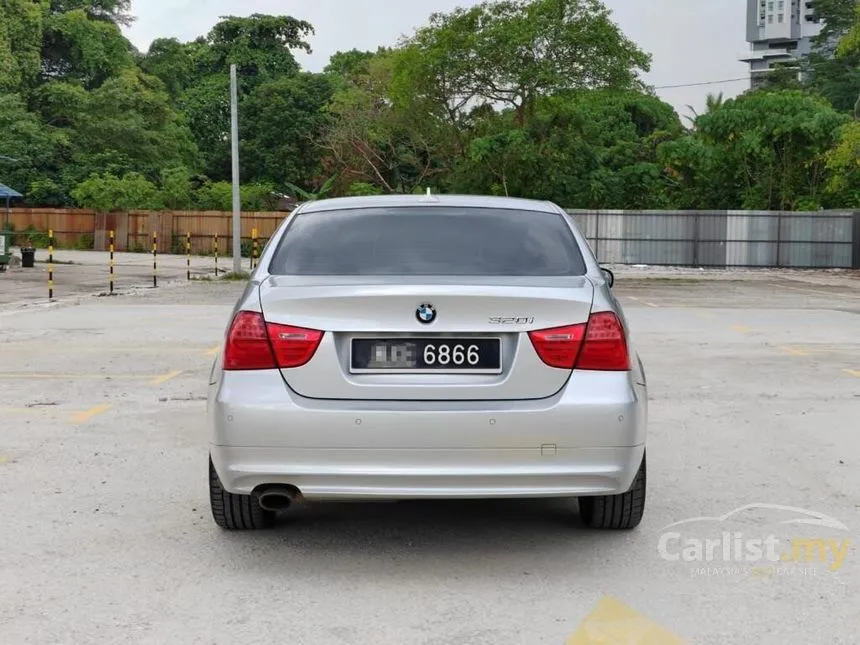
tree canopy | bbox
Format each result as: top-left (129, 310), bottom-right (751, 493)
top-left (0, 0), bottom-right (858, 212)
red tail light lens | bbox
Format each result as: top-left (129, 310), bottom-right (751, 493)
top-left (223, 311), bottom-right (323, 370)
top-left (577, 312), bottom-right (630, 371)
top-left (224, 311), bottom-right (276, 370)
top-left (267, 323), bottom-right (323, 368)
top-left (528, 324), bottom-right (587, 369)
top-left (529, 312), bottom-right (629, 371)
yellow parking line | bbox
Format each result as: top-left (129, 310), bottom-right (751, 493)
top-left (204, 345), bottom-right (221, 356)
top-left (0, 373), bottom-right (150, 381)
top-left (777, 283), bottom-right (860, 301)
top-left (567, 596), bottom-right (686, 644)
top-left (71, 404), bottom-right (112, 424)
top-left (0, 456), bottom-right (7, 465)
top-left (627, 296), bottom-right (659, 308)
top-left (731, 325), bottom-right (751, 334)
top-left (149, 370), bottom-right (183, 386)
top-left (845, 369), bottom-right (860, 378)
top-left (3, 345), bottom-right (216, 354)
top-left (780, 346), bottom-right (810, 357)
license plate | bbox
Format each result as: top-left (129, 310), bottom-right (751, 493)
top-left (350, 338), bottom-right (501, 373)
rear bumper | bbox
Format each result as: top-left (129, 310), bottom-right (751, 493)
top-left (208, 370), bottom-right (647, 500)
top-left (211, 445), bottom-right (645, 499)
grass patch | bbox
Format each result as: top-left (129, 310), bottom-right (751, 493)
top-left (220, 271), bottom-right (250, 281)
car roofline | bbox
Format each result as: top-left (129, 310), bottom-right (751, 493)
top-left (292, 194), bottom-right (562, 215)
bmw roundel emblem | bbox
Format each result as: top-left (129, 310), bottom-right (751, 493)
top-left (416, 303), bottom-right (436, 324)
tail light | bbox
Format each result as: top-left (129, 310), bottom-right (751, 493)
top-left (267, 323), bottom-right (323, 368)
top-left (529, 312), bottom-right (629, 371)
top-left (223, 311), bottom-right (323, 370)
top-left (576, 312), bottom-right (630, 371)
top-left (527, 324), bottom-right (586, 369)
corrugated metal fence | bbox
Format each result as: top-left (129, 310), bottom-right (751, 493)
top-left (566, 210), bottom-right (860, 269)
top-left (6, 207), bottom-right (860, 269)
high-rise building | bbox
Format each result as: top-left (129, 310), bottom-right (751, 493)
top-left (740, 0), bottom-right (823, 88)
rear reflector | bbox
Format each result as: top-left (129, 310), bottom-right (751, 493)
top-left (529, 312), bottom-right (629, 371)
top-left (223, 311), bottom-right (322, 370)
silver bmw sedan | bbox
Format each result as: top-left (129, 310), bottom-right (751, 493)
top-left (207, 194), bottom-right (648, 531)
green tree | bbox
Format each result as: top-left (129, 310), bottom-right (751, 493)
top-left (71, 172), bottom-right (161, 211)
top-left (321, 51), bottom-right (451, 194)
top-left (684, 92), bottom-right (725, 129)
top-left (41, 8), bottom-right (135, 89)
top-left (205, 14), bottom-right (314, 89)
top-left (0, 0), bottom-right (45, 94)
top-left (0, 93), bottom-right (66, 202)
top-left (805, 1), bottom-right (860, 114)
top-left (138, 38), bottom-right (196, 101)
top-left (453, 90), bottom-right (681, 208)
top-left (48, 1), bottom-right (133, 26)
top-left (194, 180), bottom-right (278, 211)
top-left (398, 0), bottom-right (651, 127)
top-left (825, 121), bottom-right (860, 205)
top-left (240, 73), bottom-right (334, 189)
top-left (664, 90), bottom-right (850, 210)
top-left (73, 68), bottom-right (200, 178)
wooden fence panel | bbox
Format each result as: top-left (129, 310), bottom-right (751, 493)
top-left (5, 208), bottom-right (97, 247)
top-left (8, 208), bottom-right (290, 253)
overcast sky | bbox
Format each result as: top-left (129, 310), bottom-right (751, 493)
top-left (124, 0), bottom-right (751, 119)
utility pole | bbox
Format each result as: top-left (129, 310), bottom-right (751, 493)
top-left (230, 64), bottom-right (241, 274)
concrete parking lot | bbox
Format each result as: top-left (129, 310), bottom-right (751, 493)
top-left (0, 248), bottom-right (244, 309)
top-left (0, 261), bottom-right (858, 644)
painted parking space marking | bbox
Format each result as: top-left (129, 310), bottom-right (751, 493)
top-left (627, 296), bottom-right (659, 308)
top-left (0, 456), bottom-right (7, 465)
top-left (0, 373), bottom-right (150, 381)
top-left (731, 325), bottom-right (751, 334)
top-left (779, 346), bottom-right (810, 357)
top-left (566, 596), bottom-right (687, 645)
top-left (0, 407), bottom-right (43, 414)
top-left (149, 370), bottom-right (183, 385)
top-left (775, 282), bottom-right (860, 301)
top-left (1, 344), bottom-right (218, 354)
top-left (204, 345), bottom-right (221, 356)
top-left (70, 404), bottom-right (113, 424)
top-left (0, 371), bottom-right (185, 384)
top-left (845, 369), bottom-right (860, 378)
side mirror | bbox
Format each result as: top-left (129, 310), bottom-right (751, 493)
top-left (600, 267), bottom-right (615, 288)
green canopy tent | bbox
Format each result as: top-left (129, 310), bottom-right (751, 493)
top-left (0, 183), bottom-right (23, 270)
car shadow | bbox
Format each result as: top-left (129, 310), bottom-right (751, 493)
top-left (213, 498), bottom-right (641, 577)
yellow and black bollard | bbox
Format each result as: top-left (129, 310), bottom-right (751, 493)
top-left (152, 231), bottom-right (158, 288)
top-left (214, 233), bottom-right (219, 277)
top-left (186, 232), bottom-right (191, 281)
top-left (48, 229), bottom-right (54, 300)
top-left (251, 228), bottom-right (259, 270)
top-left (109, 230), bottom-right (115, 295)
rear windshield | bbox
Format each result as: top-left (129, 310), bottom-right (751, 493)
top-left (268, 206), bottom-right (586, 276)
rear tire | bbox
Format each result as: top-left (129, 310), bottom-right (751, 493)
top-left (209, 457), bottom-right (275, 530)
top-left (578, 453), bottom-right (646, 530)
